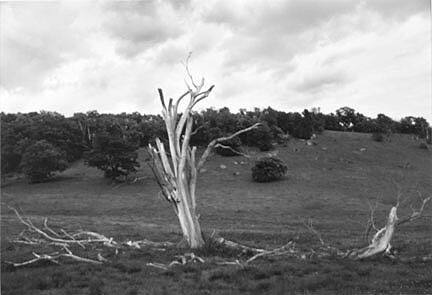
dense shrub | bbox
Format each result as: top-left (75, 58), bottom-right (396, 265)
top-left (1, 107), bottom-right (430, 173)
top-left (292, 120), bottom-right (313, 140)
top-left (242, 123), bottom-right (274, 151)
top-left (20, 140), bottom-right (68, 183)
top-left (84, 133), bottom-right (139, 180)
top-left (215, 137), bottom-right (243, 156)
top-left (252, 156), bottom-right (287, 182)
top-left (372, 132), bottom-right (384, 142)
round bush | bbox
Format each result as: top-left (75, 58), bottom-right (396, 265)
top-left (252, 156), bottom-right (287, 182)
top-left (21, 140), bottom-right (68, 183)
top-left (215, 137), bottom-right (243, 156)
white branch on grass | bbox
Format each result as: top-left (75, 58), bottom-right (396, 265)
top-left (348, 195), bottom-right (431, 260)
top-left (5, 205), bottom-right (176, 267)
top-left (146, 252), bottom-right (205, 270)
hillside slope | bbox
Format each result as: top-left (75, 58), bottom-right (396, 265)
top-left (1, 131), bottom-right (431, 294)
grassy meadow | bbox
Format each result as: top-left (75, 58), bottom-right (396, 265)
top-left (1, 131), bottom-right (431, 294)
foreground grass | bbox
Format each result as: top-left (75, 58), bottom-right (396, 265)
top-left (1, 131), bottom-right (432, 294)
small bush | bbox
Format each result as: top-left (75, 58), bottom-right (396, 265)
top-left (215, 137), bottom-right (242, 156)
top-left (372, 132), bottom-right (384, 142)
top-left (20, 140), bottom-right (68, 183)
top-left (252, 156), bottom-right (287, 182)
top-left (419, 142), bottom-right (428, 150)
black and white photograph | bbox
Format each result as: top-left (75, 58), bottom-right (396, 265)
top-left (1, 0), bottom-right (431, 294)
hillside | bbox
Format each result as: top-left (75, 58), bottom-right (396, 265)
top-left (1, 131), bottom-right (431, 294)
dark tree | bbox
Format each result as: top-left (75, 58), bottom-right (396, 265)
top-left (398, 116), bottom-right (416, 134)
top-left (413, 117), bottom-right (429, 138)
top-left (353, 115), bottom-right (377, 133)
top-left (20, 140), bottom-right (68, 183)
top-left (291, 110), bottom-right (313, 140)
top-left (336, 107), bottom-right (357, 131)
top-left (323, 113), bottom-right (343, 131)
top-left (84, 132), bottom-right (139, 180)
top-left (239, 122), bottom-right (274, 151)
top-left (376, 114), bottom-right (395, 134)
top-left (30, 111), bottom-right (84, 162)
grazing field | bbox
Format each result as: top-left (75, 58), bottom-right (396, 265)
top-left (1, 131), bottom-right (431, 294)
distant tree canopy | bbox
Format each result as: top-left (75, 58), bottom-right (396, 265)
top-left (1, 107), bottom-right (430, 180)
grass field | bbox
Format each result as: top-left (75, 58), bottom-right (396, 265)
top-left (1, 131), bottom-right (432, 294)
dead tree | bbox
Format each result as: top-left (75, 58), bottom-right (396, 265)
top-left (348, 195), bottom-right (431, 259)
top-left (147, 57), bottom-right (260, 249)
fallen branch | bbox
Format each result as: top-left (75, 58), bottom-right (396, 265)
top-left (246, 241), bottom-right (296, 263)
top-left (213, 237), bottom-right (266, 254)
top-left (5, 205), bottom-right (176, 267)
top-left (6, 247), bottom-right (103, 267)
top-left (147, 252), bottom-right (205, 270)
top-left (125, 239), bottom-right (175, 249)
top-left (7, 205), bottom-right (117, 247)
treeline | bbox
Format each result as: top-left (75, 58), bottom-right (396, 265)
top-left (1, 107), bottom-right (430, 182)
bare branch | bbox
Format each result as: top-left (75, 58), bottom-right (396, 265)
top-left (246, 241), bottom-right (295, 263)
top-left (190, 125), bottom-right (204, 137)
top-left (303, 219), bottom-right (325, 246)
top-left (146, 252), bottom-right (204, 270)
top-left (7, 204), bottom-right (116, 244)
top-left (6, 203), bottom-right (179, 266)
top-left (158, 88), bottom-right (166, 111)
top-left (216, 259), bottom-right (244, 267)
top-left (397, 196), bottom-right (431, 226)
top-left (183, 52), bottom-right (199, 90)
top-left (364, 200), bottom-right (379, 241)
top-left (43, 218), bottom-right (62, 238)
top-left (197, 123), bottom-right (261, 170)
top-left (6, 248), bottom-right (103, 267)
top-left (214, 143), bottom-right (251, 158)
top-left (125, 239), bottom-right (175, 249)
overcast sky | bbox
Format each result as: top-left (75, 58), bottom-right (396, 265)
top-left (1, 0), bottom-right (431, 121)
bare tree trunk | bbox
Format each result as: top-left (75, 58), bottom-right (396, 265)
top-left (147, 57), bottom-right (259, 248)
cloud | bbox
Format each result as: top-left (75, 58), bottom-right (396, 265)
top-left (102, 1), bottom-right (185, 58)
top-left (0, 0), bottom-right (430, 122)
top-left (295, 70), bottom-right (349, 93)
top-left (1, 3), bottom-right (83, 90)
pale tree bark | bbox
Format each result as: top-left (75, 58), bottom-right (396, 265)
top-left (348, 196), bottom-right (431, 259)
top-left (147, 57), bottom-right (260, 249)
